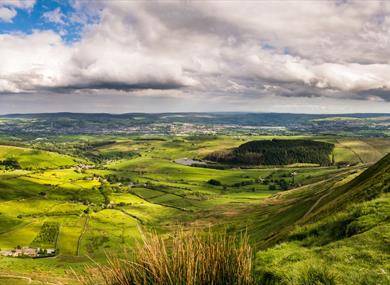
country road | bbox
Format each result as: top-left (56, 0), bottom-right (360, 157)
top-left (303, 186), bottom-right (333, 219)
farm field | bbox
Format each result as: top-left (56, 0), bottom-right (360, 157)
top-left (0, 134), bottom-right (388, 284)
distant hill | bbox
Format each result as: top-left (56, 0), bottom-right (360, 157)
top-left (206, 139), bottom-right (335, 166)
top-left (0, 112), bottom-right (388, 136)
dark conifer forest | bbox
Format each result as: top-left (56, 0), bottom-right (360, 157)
top-left (206, 139), bottom-right (334, 166)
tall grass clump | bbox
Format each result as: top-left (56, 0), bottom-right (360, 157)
top-left (298, 265), bottom-right (337, 285)
top-left (78, 228), bottom-right (254, 285)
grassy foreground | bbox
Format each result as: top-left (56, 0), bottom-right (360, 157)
top-left (78, 229), bottom-right (253, 285)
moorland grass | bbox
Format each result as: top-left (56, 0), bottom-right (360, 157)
top-left (78, 229), bottom-right (254, 285)
top-left (255, 197), bottom-right (390, 284)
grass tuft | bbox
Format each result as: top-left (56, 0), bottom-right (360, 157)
top-left (298, 265), bottom-right (337, 285)
top-left (78, 228), bottom-right (254, 285)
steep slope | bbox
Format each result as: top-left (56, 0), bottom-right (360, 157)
top-left (254, 154), bottom-right (390, 284)
top-left (203, 154), bottom-right (387, 258)
top-left (303, 153), bottom-right (390, 222)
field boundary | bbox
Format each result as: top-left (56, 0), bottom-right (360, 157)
top-left (336, 139), bottom-right (364, 164)
top-left (119, 209), bottom-right (144, 225)
top-left (76, 214), bottom-right (89, 256)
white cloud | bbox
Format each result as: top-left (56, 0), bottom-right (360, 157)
top-left (0, 0), bottom-right (35, 10)
top-left (42, 8), bottom-right (65, 25)
top-left (0, 31), bottom-right (71, 92)
top-left (0, 0), bottom-right (35, 22)
top-left (0, 7), bottom-right (16, 22)
top-left (0, 0), bottom-right (390, 106)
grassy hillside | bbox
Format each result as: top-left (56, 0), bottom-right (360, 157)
top-left (0, 145), bottom-right (80, 169)
top-left (254, 154), bottom-right (390, 284)
top-left (303, 153), bottom-right (390, 221)
top-left (208, 154), bottom-right (387, 248)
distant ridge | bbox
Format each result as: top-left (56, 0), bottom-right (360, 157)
top-left (1, 112), bottom-right (389, 117)
top-left (1, 112), bottom-right (388, 136)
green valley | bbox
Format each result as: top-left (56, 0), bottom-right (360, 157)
top-left (0, 114), bottom-right (388, 284)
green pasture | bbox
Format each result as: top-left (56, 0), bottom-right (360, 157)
top-left (0, 145), bottom-right (79, 169)
top-left (0, 134), bottom-right (388, 284)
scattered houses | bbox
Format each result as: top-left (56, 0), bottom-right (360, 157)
top-left (0, 247), bottom-right (56, 258)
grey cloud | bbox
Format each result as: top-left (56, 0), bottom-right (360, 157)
top-left (44, 81), bottom-right (186, 93)
top-left (1, 0), bottom-right (390, 110)
top-left (355, 88), bottom-right (390, 101)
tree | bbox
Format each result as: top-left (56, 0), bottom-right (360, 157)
top-left (278, 179), bottom-right (289, 190)
top-left (207, 179), bottom-right (222, 186)
top-left (1, 158), bottom-right (21, 169)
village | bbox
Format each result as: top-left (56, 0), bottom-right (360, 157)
top-left (0, 247), bottom-right (56, 258)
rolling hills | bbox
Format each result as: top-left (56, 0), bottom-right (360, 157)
top-left (0, 134), bottom-right (388, 284)
top-left (79, 151), bottom-right (390, 285)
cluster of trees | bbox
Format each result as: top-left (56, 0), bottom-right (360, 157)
top-left (0, 158), bottom-right (21, 169)
top-left (31, 222), bottom-right (59, 246)
top-left (268, 179), bottom-right (290, 190)
top-left (207, 177), bottom-right (294, 191)
top-left (206, 139), bottom-right (334, 166)
top-left (37, 248), bottom-right (55, 257)
top-left (105, 174), bottom-right (133, 184)
top-left (207, 179), bottom-right (222, 186)
top-left (34, 139), bottom-right (139, 164)
top-left (85, 150), bottom-right (139, 163)
top-left (231, 180), bottom-right (257, 187)
top-left (98, 184), bottom-right (112, 206)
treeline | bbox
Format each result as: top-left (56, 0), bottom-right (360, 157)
top-left (206, 139), bottom-right (334, 166)
top-left (85, 150), bottom-right (138, 163)
top-left (0, 158), bottom-right (21, 169)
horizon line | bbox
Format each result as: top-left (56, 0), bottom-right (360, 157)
top-left (1, 111), bottom-right (389, 116)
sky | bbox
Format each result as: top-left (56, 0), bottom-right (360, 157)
top-left (0, 0), bottom-right (389, 114)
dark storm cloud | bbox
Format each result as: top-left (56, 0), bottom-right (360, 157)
top-left (44, 81), bottom-right (186, 93)
top-left (355, 88), bottom-right (390, 101)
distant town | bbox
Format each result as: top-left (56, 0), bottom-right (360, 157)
top-left (0, 113), bottom-right (388, 137)
top-left (0, 247), bottom-right (56, 258)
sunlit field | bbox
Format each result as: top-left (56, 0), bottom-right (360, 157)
top-left (0, 134), bottom-right (388, 284)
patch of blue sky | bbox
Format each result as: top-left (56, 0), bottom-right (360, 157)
top-left (0, 0), bottom-right (99, 44)
top-left (261, 42), bottom-right (274, 50)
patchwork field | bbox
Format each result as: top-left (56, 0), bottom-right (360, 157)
top-left (0, 134), bottom-right (388, 284)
